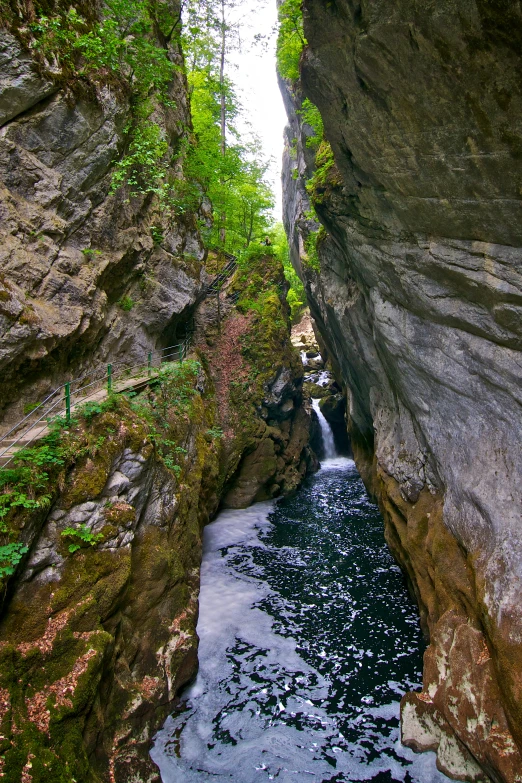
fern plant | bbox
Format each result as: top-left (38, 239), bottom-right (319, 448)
top-left (61, 524), bottom-right (104, 554)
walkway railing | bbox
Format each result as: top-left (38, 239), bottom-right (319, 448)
top-left (0, 336), bottom-right (192, 469)
top-left (204, 256), bottom-right (237, 296)
top-left (0, 250), bottom-right (244, 468)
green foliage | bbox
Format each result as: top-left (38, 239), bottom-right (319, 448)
top-left (22, 402), bottom-right (40, 415)
top-left (206, 427), bottom-right (224, 439)
top-left (61, 524), bottom-right (103, 553)
top-left (0, 543), bottom-right (29, 579)
top-left (277, 0), bottom-right (306, 82)
top-left (129, 359), bottom-right (200, 476)
top-left (78, 397), bottom-right (118, 421)
top-left (158, 438), bottom-right (188, 474)
top-left (29, 2), bottom-right (178, 100)
top-left (27, 1), bottom-right (180, 200)
top-left (299, 99), bottom-right (324, 148)
top-left (150, 225), bottom-right (164, 245)
top-left (303, 227), bottom-right (326, 272)
top-left (233, 253), bottom-right (300, 409)
top-left (118, 295), bottom-right (135, 311)
top-left (0, 439), bottom-right (66, 524)
top-left (111, 122), bottom-right (170, 198)
top-left (81, 248), bottom-right (102, 259)
top-left (0, 357), bottom-right (203, 579)
top-left (0, 424), bottom-right (69, 580)
top-left (271, 223), bottom-right (306, 322)
top-left (306, 140), bottom-right (340, 206)
top-left (177, 4), bottom-right (275, 255)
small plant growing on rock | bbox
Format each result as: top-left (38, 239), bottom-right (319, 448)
top-left (81, 248), bottom-right (102, 259)
top-left (150, 225), bottom-right (164, 245)
top-left (22, 402), bottom-right (40, 415)
top-left (0, 543), bottom-right (29, 579)
top-left (19, 305), bottom-right (39, 326)
top-left (61, 524), bottom-right (103, 553)
top-left (298, 99), bottom-right (324, 149)
top-left (118, 295), bottom-right (135, 312)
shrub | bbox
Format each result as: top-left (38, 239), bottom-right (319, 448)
top-left (118, 295), bottom-right (135, 312)
top-left (0, 543), bottom-right (29, 579)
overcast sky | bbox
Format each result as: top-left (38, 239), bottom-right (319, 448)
top-left (227, 1), bottom-right (288, 219)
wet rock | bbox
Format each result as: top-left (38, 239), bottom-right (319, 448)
top-left (303, 381), bottom-right (329, 399)
top-left (319, 393), bottom-right (345, 426)
top-left (223, 437), bottom-right (278, 508)
top-left (305, 356), bottom-right (324, 370)
top-left (263, 366), bottom-right (295, 419)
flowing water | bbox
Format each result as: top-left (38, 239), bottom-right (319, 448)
top-left (152, 431), bottom-right (447, 782)
top-left (312, 399), bottom-right (338, 460)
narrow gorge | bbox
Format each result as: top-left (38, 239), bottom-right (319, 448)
top-left (0, 1), bottom-right (521, 782)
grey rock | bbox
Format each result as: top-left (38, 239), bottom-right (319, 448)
top-left (104, 471), bottom-right (131, 497)
top-left (282, 1), bottom-right (522, 779)
top-left (0, 33), bottom-right (57, 127)
top-left (0, 31), bottom-right (205, 426)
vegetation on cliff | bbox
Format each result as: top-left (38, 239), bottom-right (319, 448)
top-left (0, 2), bottom-right (318, 776)
top-left (276, 0), bottom-right (306, 82)
top-left (0, 240), bottom-right (313, 780)
top-left (276, 0), bottom-right (340, 276)
top-left (2, 0), bottom-right (183, 200)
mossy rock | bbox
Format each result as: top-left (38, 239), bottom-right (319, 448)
top-left (304, 381), bottom-right (329, 399)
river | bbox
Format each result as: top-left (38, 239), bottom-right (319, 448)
top-left (151, 421), bottom-right (447, 782)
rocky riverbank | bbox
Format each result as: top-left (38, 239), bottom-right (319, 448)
top-left (0, 254), bottom-right (317, 783)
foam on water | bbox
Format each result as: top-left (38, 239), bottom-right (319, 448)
top-left (151, 462), bottom-right (448, 783)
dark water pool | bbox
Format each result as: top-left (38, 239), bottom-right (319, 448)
top-left (151, 457), bottom-right (447, 782)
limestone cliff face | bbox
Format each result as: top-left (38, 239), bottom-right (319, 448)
top-left (0, 7), bottom-right (317, 781)
top-left (282, 2), bottom-right (522, 780)
top-left (0, 14), bottom-right (204, 425)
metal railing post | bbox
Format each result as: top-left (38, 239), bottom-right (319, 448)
top-left (3, 317), bottom-right (202, 463)
top-left (65, 383), bottom-right (71, 424)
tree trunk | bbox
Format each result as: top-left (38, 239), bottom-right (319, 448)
top-left (219, 0), bottom-right (227, 247)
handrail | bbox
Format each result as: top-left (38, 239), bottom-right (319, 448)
top-left (0, 333), bottom-right (194, 468)
top-left (204, 255), bottom-right (238, 296)
top-left (0, 395), bottom-right (65, 460)
top-left (0, 386), bottom-right (65, 446)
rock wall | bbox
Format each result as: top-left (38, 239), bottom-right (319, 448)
top-left (0, 9), bottom-right (205, 426)
top-left (281, 2), bottom-right (522, 781)
top-left (0, 257), bottom-right (316, 782)
top-left (0, 6), bottom-right (318, 781)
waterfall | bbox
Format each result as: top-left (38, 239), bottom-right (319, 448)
top-left (312, 398), bottom-right (337, 460)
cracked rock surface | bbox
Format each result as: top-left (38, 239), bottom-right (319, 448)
top-left (0, 29), bottom-right (205, 428)
top-left (282, 2), bottom-right (522, 781)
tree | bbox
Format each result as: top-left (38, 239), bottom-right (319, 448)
top-left (179, 0), bottom-right (275, 256)
top-left (276, 0), bottom-right (306, 82)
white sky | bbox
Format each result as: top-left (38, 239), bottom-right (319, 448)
top-left (227, 2), bottom-right (288, 220)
